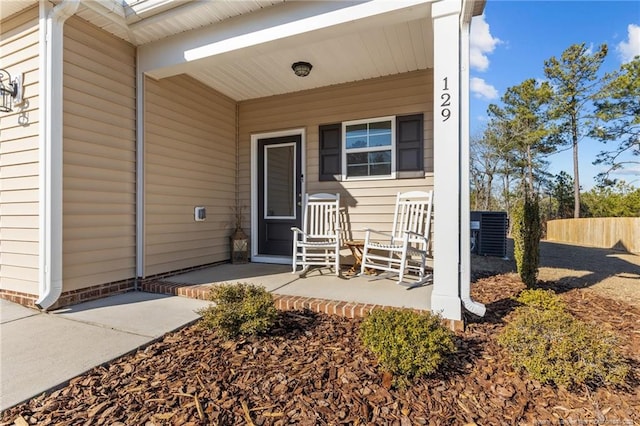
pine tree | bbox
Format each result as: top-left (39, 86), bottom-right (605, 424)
top-left (544, 43), bottom-right (608, 218)
top-left (487, 78), bottom-right (554, 195)
top-left (592, 57), bottom-right (640, 185)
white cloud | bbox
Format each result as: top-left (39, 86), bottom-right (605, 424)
top-left (616, 24), bottom-right (640, 63)
top-left (611, 166), bottom-right (640, 177)
top-left (470, 14), bottom-right (502, 72)
top-left (470, 77), bottom-right (499, 100)
top-left (585, 42), bottom-right (594, 55)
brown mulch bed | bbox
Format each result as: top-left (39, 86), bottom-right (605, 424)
top-left (2, 275), bottom-right (639, 425)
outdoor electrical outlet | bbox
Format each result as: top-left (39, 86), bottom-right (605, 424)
top-left (194, 206), bottom-right (206, 221)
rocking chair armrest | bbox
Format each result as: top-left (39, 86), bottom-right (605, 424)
top-left (292, 227), bottom-right (341, 243)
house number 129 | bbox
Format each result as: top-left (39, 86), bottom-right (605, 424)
top-left (441, 77), bottom-right (451, 122)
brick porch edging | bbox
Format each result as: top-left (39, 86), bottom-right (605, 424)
top-left (141, 280), bottom-right (463, 331)
top-left (141, 280), bottom-right (392, 318)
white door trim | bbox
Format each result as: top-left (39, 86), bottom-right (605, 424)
top-left (251, 128), bottom-right (306, 264)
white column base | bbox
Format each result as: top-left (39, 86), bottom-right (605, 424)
top-left (430, 293), bottom-right (462, 321)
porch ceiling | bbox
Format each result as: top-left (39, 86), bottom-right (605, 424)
top-left (71, 0), bottom-right (435, 102)
top-left (137, 1), bottom-right (435, 101)
top-left (184, 16), bottom-right (434, 101)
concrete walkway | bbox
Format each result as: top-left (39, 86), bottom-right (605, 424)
top-left (0, 292), bottom-right (210, 411)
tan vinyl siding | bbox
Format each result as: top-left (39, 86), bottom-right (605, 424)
top-left (144, 75), bottom-right (236, 276)
top-left (0, 6), bottom-right (40, 295)
top-left (62, 17), bottom-right (136, 291)
top-left (239, 70), bottom-right (433, 241)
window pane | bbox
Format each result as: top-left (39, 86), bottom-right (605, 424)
top-left (345, 124), bottom-right (367, 138)
top-left (266, 145), bottom-right (294, 217)
top-left (369, 151), bottom-right (391, 176)
top-left (370, 163), bottom-right (391, 175)
top-left (346, 152), bottom-right (368, 165)
top-left (346, 150), bottom-right (391, 177)
top-left (347, 165), bottom-right (368, 177)
top-left (346, 136), bottom-right (368, 149)
top-left (369, 134), bottom-right (391, 147)
top-left (369, 121), bottom-right (391, 135)
top-left (369, 151), bottom-right (391, 164)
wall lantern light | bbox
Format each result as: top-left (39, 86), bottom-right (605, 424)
top-left (291, 61), bottom-right (312, 77)
top-left (0, 69), bottom-right (23, 113)
top-left (230, 205), bottom-right (249, 264)
top-left (230, 227), bottom-right (249, 264)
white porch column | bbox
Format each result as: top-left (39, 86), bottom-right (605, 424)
top-left (430, 0), bottom-right (463, 321)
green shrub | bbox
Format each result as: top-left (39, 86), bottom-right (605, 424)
top-left (360, 309), bottom-right (455, 386)
top-left (498, 303), bottom-right (628, 388)
top-left (198, 283), bottom-right (277, 339)
top-left (512, 195), bottom-right (542, 288)
top-left (515, 288), bottom-right (566, 311)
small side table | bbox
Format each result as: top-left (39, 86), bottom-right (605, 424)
top-left (345, 240), bottom-right (366, 275)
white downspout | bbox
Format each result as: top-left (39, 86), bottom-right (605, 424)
top-left (136, 57), bottom-right (145, 282)
top-left (36, 0), bottom-right (81, 310)
top-left (459, 14), bottom-right (486, 317)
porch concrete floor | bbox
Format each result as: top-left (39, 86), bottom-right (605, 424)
top-left (163, 263), bottom-right (432, 311)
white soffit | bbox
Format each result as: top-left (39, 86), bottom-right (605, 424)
top-left (0, 0), bottom-right (39, 21)
top-left (139, 0), bottom-right (434, 101)
top-left (188, 18), bottom-right (433, 101)
top-left (72, 0), bottom-right (287, 45)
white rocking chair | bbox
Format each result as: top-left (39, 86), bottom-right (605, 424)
top-left (360, 190), bottom-right (433, 286)
top-left (291, 193), bottom-right (341, 276)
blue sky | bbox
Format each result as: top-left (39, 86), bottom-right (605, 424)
top-left (469, 1), bottom-right (640, 189)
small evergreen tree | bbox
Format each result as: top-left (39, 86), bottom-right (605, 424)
top-left (551, 171), bottom-right (575, 219)
top-left (512, 194), bottom-right (542, 288)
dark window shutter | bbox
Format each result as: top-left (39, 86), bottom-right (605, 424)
top-left (396, 114), bottom-right (424, 172)
top-left (319, 123), bottom-right (341, 181)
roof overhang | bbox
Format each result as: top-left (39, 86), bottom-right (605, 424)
top-left (2, 0), bottom-right (486, 101)
top-left (138, 0), bottom-right (435, 100)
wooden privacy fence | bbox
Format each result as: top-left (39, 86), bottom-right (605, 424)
top-left (546, 217), bottom-right (640, 253)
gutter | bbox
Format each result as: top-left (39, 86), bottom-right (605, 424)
top-left (36, 0), bottom-right (80, 310)
top-left (458, 9), bottom-right (485, 317)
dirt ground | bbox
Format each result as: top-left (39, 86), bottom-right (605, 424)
top-left (472, 239), bottom-right (640, 309)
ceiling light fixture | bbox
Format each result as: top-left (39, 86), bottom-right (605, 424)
top-left (291, 61), bottom-right (312, 77)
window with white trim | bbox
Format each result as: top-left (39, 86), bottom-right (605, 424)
top-left (342, 116), bottom-right (395, 180)
top-left (319, 114), bottom-right (424, 182)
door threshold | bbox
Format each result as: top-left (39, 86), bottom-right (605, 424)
top-left (251, 255), bottom-right (291, 265)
